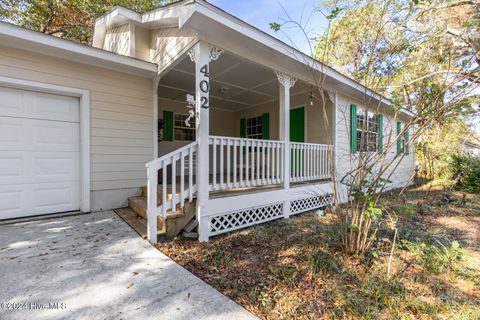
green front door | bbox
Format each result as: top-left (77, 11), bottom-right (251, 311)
top-left (290, 107), bottom-right (305, 175)
top-left (290, 107), bottom-right (305, 142)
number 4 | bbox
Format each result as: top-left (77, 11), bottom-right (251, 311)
top-left (200, 64), bottom-right (209, 77)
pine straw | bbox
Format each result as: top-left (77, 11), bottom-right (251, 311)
top-left (155, 186), bottom-right (480, 319)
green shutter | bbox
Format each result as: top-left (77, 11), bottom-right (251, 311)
top-left (240, 118), bottom-right (246, 138)
top-left (261, 113), bottom-right (270, 140)
top-left (163, 110), bottom-right (173, 141)
top-left (378, 114), bottom-right (383, 153)
top-left (350, 104), bottom-right (358, 153)
top-left (405, 128), bottom-right (410, 155)
top-left (396, 121), bottom-right (402, 155)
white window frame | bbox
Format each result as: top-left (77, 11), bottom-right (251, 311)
top-left (357, 108), bottom-right (379, 152)
top-left (173, 112), bottom-right (196, 142)
top-left (246, 115), bottom-right (263, 139)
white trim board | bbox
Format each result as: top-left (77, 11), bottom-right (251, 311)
top-left (0, 76), bottom-right (91, 213)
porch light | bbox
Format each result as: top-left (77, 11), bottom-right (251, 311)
top-left (309, 91), bottom-right (314, 107)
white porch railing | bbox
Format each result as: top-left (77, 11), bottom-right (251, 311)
top-left (146, 141), bottom-right (198, 221)
top-left (209, 136), bottom-right (285, 191)
top-left (290, 142), bottom-right (332, 183)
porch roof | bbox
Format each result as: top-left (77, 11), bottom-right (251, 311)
top-left (95, 0), bottom-right (414, 118)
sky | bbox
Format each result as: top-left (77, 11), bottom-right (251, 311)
top-left (208, 0), bottom-right (329, 55)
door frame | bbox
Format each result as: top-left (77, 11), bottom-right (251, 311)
top-left (290, 105), bottom-right (306, 142)
top-left (0, 76), bottom-right (91, 213)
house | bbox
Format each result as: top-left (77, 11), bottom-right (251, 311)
top-left (461, 138), bottom-right (480, 157)
top-left (0, 0), bottom-right (415, 242)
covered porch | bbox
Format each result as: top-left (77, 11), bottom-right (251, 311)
top-left (146, 42), bottom-right (335, 242)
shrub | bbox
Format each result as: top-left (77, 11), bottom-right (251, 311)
top-left (449, 154), bottom-right (480, 193)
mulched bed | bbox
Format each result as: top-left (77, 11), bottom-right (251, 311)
top-left (155, 186), bottom-right (480, 319)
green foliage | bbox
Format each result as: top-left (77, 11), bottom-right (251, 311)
top-left (397, 204), bottom-right (416, 219)
top-left (402, 239), bottom-right (462, 274)
top-left (0, 0), bottom-right (176, 44)
top-left (271, 264), bottom-right (299, 286)
top-left (308, 251), bottom-right (338, 275)
top-left (269, 22), bottom-right (281, 32)
top-left (449, 154), bottom-right (480, 194)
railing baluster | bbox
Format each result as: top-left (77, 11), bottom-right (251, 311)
top-left (171, 156), bottom-right (176, 213)
top-left (233, 139), bottom-right (237, 188)
top-left (162, 159), bottom-right (167, 217)
top-left (212, 138), bottom-right (217, 190)
top-left (189, 146), bottom-right (193, 201)
top-left (227, 138), bottom-right (231, 188)
top-left (239, 139), bottom-right (243, 186)
top-left (256, 141), bottom-right (260, 183)
top-left (180, 151), bottom-right (185, 207)
top-left (261, 141), bottom-right (266, 184)
top-left (220, 138), bottom-right (224, 188)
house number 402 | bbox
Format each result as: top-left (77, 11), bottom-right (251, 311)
top-left (199, 64), bottom-right (209, 109)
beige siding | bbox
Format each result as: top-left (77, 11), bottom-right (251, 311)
top-left (151, 28), bottom-right (197, 73)
top-left (233, 92), bottom-right (333, 145)
top-left (103, 23), bottom-right (131, 56)
top-left (0, 45), bottom-right (153, 209)
top-left (334, 93), bottom-right (415, 201)
top-left (135, 26), bottom-right (151, 61)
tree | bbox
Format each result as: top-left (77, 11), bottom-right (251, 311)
top-left (0, 0), bottom-right (173, 44)
top-left (271, 0), bottom-right (479, 254)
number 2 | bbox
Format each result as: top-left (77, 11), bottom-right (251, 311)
top-left (201, 97), bottom-right (209, 109)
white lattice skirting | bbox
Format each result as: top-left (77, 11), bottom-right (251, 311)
top-left (290, 193), bottom-right (333, 215)
top-left (209, 202), bottom-right (284, 236)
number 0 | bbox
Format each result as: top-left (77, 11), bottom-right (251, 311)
top-left (200, 80), bottom-right (209, 93)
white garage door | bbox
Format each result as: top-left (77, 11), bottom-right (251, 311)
top-left (0, 86), bottom-right (80, 220)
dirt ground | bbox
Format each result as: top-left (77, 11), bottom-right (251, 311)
top-left (156, 185), bottom-right (480, 319)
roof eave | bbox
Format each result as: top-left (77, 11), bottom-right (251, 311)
top-left (0, 22), bottom-right (157, 78)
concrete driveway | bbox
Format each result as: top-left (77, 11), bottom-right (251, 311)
top-left (0, 211), bottom-right (257, 320)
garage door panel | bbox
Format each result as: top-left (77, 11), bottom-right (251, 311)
top-left (0, 87), bottom-right (80, 219)
top-left (0, 117), bottom-right (79, 152)
top-left (0, 87), bottom-right (79, 122)
top-left (0, 182), bottom-right (79, 219)
top-left (33, 120), bottom-right (80, 152)
top-left (34, 93), bottom-right (79, 122)
top-left (0, 151), bottom-right (79, 185)
top-left (32, 183), bottom-right (80, 212)
top-left (34, 154), bottom-right (80, 181)
top-left (0, 118), bottom-right (27, 149)
top-left (0, 87), bottom-right (26, 115)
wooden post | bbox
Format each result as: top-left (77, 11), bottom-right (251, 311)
top-left (276, 71), bottom-right (296, 219)
top-left (188, 42), bottom-right (223, 242)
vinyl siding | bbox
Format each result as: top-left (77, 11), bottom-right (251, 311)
top-left (334, 93), bottom-right (415, 202)
top-left (0, 45), bottom-right (153, 208)
top-left (135, 26), bottom-right (151, 61)
top-left (233, 92), bottom-right (334, 145)
top-left (103, 23), bottom-right (131, 56)
top-left (151, 27), bottom-right (197, 73)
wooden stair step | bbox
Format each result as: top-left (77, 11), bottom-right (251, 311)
top-left (115, 207), bottom-right (166, 239)
top-left (128, 196), bottom-right (185, 220)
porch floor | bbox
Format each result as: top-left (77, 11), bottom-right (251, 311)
top-left (153, 176), bottom-right (331, 199)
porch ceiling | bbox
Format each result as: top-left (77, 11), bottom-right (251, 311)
top-left (158, 51), bottom-right (311, 111)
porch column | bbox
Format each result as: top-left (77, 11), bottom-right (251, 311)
top-left (276, 71), bottom-right (296, 218)
top-left (188, 42), bottom-right (223, 242)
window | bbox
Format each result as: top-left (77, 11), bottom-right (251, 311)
top-left (174, 113), bottom-right (195, 141)
top-left (356, 108), bottom-right (379, 152)
top-left (246, 116), bottom-right (263, 139)
top-left (397, 121), bottom-right (409, 155)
